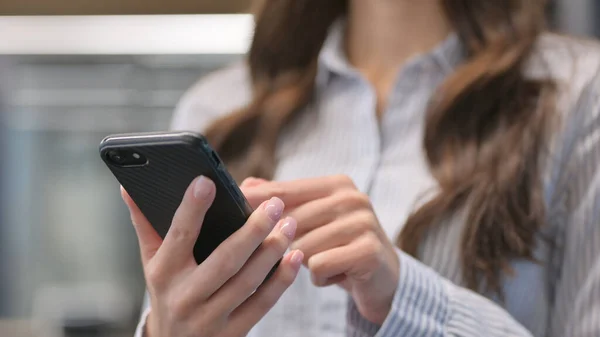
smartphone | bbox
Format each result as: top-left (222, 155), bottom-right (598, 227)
top-left (99, 131), bottom-right (254, 265)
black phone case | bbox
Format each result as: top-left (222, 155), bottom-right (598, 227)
top-left (99, 132), bottom-right (253, 265)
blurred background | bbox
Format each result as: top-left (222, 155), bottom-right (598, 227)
top-left (0, 0), bottom-right (598, 336)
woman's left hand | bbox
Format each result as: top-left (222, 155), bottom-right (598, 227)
top-left (241, 175), bottom-right (400, 325)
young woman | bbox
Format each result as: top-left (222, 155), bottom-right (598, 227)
top-left (128, 0), bottom-right (600, 336)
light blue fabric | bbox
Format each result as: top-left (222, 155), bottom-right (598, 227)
top-left (136, 21), bottom-right (600, 337)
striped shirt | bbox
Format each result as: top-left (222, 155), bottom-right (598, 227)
top-left (136, 21), bottom-right (600, 337)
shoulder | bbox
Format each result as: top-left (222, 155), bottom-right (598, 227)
top-left (532, 35), bottom-right (600, 206)
top-left (534, 33), bottom-right (600, 76)
top-left (529, 33), bottom-right (600, 113)
top-left (170, 61), bottom-right (252, 131)
top-left (526, 33), bottom-right (600, 144)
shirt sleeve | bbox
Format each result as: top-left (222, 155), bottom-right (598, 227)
top-left (546, 68), bottom-right (600, 337)
top-left (134, 293), bottom-right (151, 337)
top-left (346, 63), bottom-right (600, 337)
top-left (347, 251), bottom-right (532, 337)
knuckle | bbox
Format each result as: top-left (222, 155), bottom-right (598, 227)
top-left (278, 268), bottom-right (297, 287)
top-left (241, 177), bottom-right (255, 187)
top-left (309, 268), bottom-right (324, 284)
top-left (145, 262), bottom-right (167, 290)
top-left (362, 232), bottom-right (384, 257)
top-left (262, 239), bottom-right (281, 256)
top-left (257, 275), bottom-right (291, 311)
top-left (255, 293), bottom-right (278, 313)
top-left (168, 225), bottom-right (192, 242)
top-left (194, 307), bottom-right (217, 327)
top-left (168, 294), bottom-right (191, 320)
top-left (263, 242), bottom-right (286, 262)
top-left (268, 185), bottom-right (286, 200)
top-left (289, 240), bottom-right (304, 254)
top-left (248, 217), bottom-right (275, 240)
top-left (272, 232), bottom-right (292, 253)
top-left (309, 267), bottom-right (328, 287)
top-left (193, 318), bottom-right (223, 337)
top-left (218, 249), bottom-right (241, 276)
top-left (307, 256), bottom-right (326, 277)
top-left (355, 210), bottom-right (376, 232)
top-left (239, 275), bottom-right (261, 294)
top-left (346, 191), bottom-right (371, 207)
top-left (332, 174), bottom-right (354, 187)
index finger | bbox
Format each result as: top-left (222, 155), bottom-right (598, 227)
top-left (191, 197), bottom-right (285, 297)
top-left (243, 175), bottom-right (354, 208)
top-left (153, 176), bottom-right (216, 271)
top-left (121, 186), bottom-right (163, 265)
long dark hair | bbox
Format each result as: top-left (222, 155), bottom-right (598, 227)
top-left (204, 0), bottom-right (555, 297)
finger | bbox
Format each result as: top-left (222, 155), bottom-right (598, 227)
top-left (307, 236), bottom-right (376, 287)
top-left (241, 186), bottom-right (269, 210)
top-left (208, 217), bottom-right (297, 313)
top-left (121, 186), bottom-right (162, 265)
top-left (290, 191), bottom-right (372, 237)
top-left (241, 177), bottom-right (271, 210)
top-left (291, 215), bottom-right (365, 261)
top-left (153, 176), bottom-right (216, 271)
top-left (224, 250), bottom-right (303, 336)
top-left (287, 194), bottom-right (348, 237)
top-left (243, 175), bottom-right (355, 208)
top-left (241, 177), bottom-right (268, 188)
top-left (320, 274), bottom-right (349, 289)
top-left (193, 197), bottom-right (285, 297)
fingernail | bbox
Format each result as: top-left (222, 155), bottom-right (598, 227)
top-left (265, 197), bottom-right (284, 222)
top-left (193, 176), bottom-right (213, 199)
top-left (290, 250), bottom-right (304, 269)
top-left (279, 217), bottom-right (297, 240)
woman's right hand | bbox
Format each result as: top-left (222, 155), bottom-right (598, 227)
top-left (122, 176), bottom-right (303, 337)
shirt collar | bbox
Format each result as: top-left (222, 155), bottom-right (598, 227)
top-left (317, 18), bottom-right (466, 85)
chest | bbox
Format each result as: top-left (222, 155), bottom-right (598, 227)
top-left (275, 74), bottom-right (438, 237)
top-left (271, 75), bottom-right (552, 335)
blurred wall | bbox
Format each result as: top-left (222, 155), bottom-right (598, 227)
top-left (556, 0), bottom-right (598, 36)
top-left (0, 57), bottom-right (8, 316)
top-left (0, 0), bottom-right (250, 15)
top-left (0, 14), bottom-right (248, 331)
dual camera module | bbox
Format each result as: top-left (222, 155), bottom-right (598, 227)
top-left (106, 149), bottom-right (148, 167)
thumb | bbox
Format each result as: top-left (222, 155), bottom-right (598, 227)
top-left (121, 186), bottom-right (163, 265)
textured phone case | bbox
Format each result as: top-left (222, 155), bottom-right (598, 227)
top-left (99, 132), bottom-right (253, 265)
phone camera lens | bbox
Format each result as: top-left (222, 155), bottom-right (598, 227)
top-left (106, 149), bottom-right (147, 166)
top-left (108, 151), bottom-right (125, 164)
